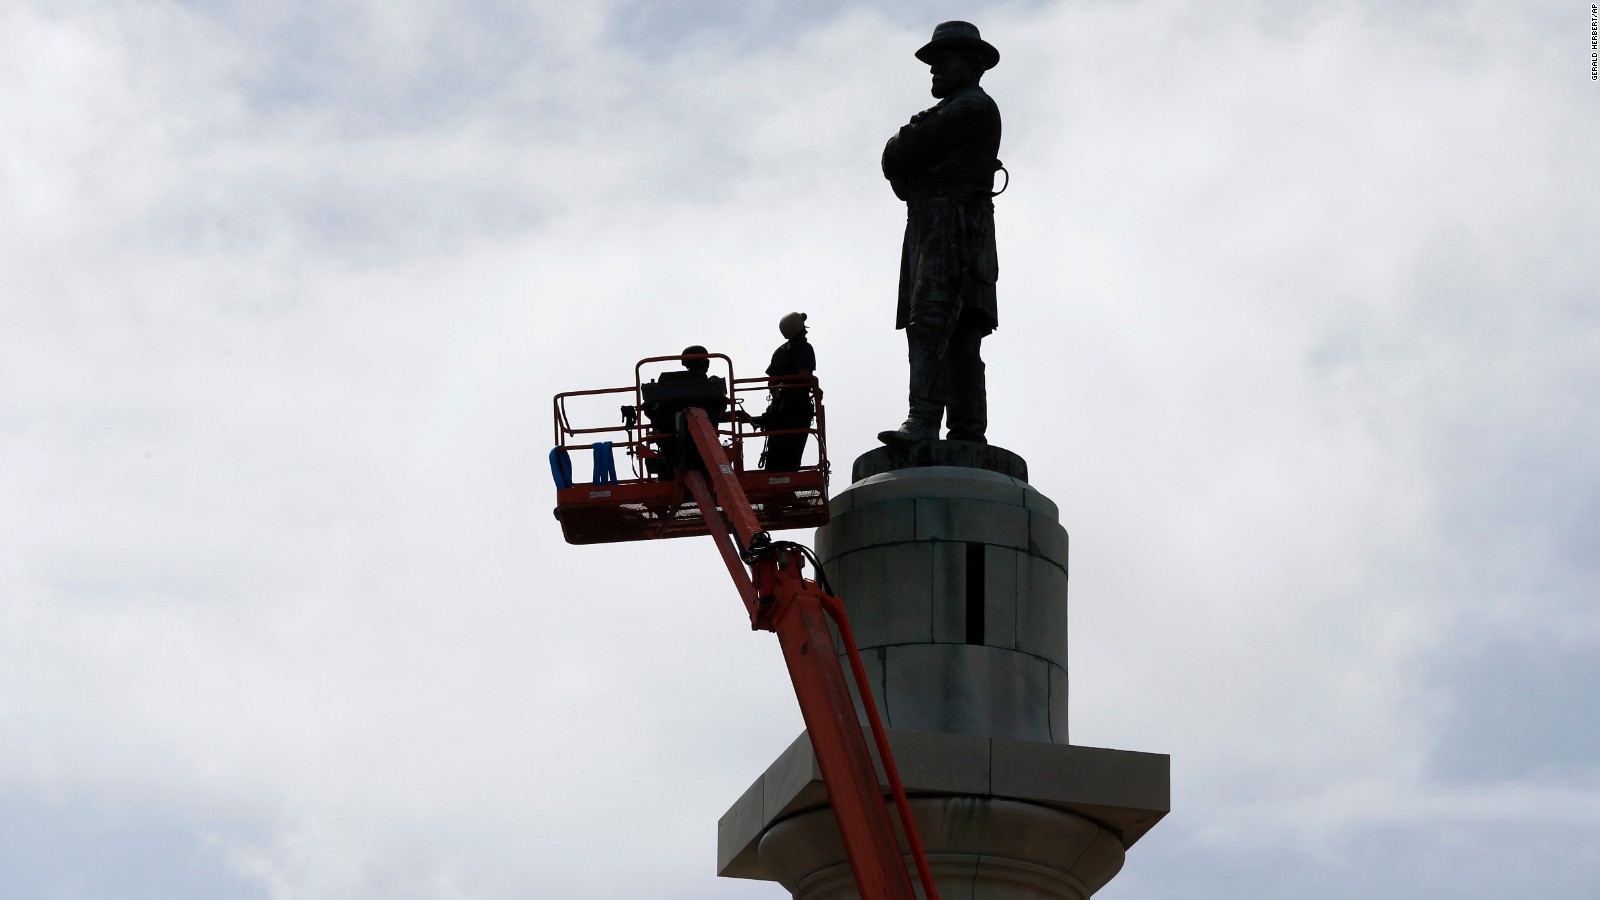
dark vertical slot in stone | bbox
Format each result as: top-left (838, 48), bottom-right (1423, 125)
top-left (965, 542), bottom-right (985, 645)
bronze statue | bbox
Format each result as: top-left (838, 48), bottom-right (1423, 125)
top-left (878, 21), bottom-right (1002, 447)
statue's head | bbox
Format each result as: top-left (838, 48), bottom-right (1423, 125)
top-left (681, 344), bottom-right (710, 375)
top-left (779, 311), bottom-right (808, 340)
top-left (915, 21), bottom-right (998, 97)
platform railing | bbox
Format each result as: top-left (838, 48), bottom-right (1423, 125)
top-left (553, 357), bottom-right (826, 487)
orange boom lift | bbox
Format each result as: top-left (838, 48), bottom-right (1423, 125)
top-left (552, 353), bottom-right (939, 899)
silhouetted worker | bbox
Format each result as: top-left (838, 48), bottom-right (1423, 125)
top-left (755, 312), bottom-right (816, 471)
top-left (878, 21), bottom-right (1002, 447)
top-left (641, 345), bottom-right (728, 477)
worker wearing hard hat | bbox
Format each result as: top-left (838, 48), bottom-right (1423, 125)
top-left (755, 312), bottom-right (816, 471)
top-left (640, 345), bottom-right (730, 477)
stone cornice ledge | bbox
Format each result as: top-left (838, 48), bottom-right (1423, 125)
top-left (717, 728), bottom-right (1170, 881)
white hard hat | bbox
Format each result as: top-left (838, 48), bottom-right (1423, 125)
top-left (779, 311), bottom-right (808, 339)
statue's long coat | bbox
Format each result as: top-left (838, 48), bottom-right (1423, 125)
top-left (881, 84), bottom-right (1002, 333)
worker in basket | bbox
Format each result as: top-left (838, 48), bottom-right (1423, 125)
top-left (639, 345), bottom-right (730, 478)
top-left (751, 312), bottom-right (816, 471)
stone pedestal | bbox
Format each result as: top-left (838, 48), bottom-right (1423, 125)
top-left (717, 443), bottom-right (1168, 898)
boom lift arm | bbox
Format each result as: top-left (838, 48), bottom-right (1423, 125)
top-left (677, 408), bottom-right (940, 900)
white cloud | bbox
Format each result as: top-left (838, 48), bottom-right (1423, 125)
top-left (0, 0), bottom-right (1595, 897)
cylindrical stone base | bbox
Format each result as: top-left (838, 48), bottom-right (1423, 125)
top-left (757, 797), bottom-right (1125, 900)
top-left (815, 461), bottom-right (1070, 744)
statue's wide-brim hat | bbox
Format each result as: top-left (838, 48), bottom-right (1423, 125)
top-left (915, 20), bottom-right (1000, 70)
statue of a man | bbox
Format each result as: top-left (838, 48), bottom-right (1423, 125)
top-left (878, 21), bottom-right (1002, 447)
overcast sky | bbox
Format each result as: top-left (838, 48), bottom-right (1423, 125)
top-left (2, 0), bottom-right (1596, 897)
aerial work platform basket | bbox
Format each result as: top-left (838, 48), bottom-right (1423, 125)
top-left (551, 353), bottom-right (829, 544)
top-left (550, 354), bottom-right (940, 899)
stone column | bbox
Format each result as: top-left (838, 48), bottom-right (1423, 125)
top-left (812, 445), bottom-right (1067, 745)
top-left (718, 443), bottom-right (1168, 899)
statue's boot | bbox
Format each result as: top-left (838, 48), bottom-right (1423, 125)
top-left (945, 329), bottom-right (988, 443)
top-left (878, 419), bottom-right (938, 447)
top-left (884, 328), bottom-right (947, 446)
top-left (879, 396), bottom-right (941, 446)
top-left (945, 383), bottom-right (986, 442)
